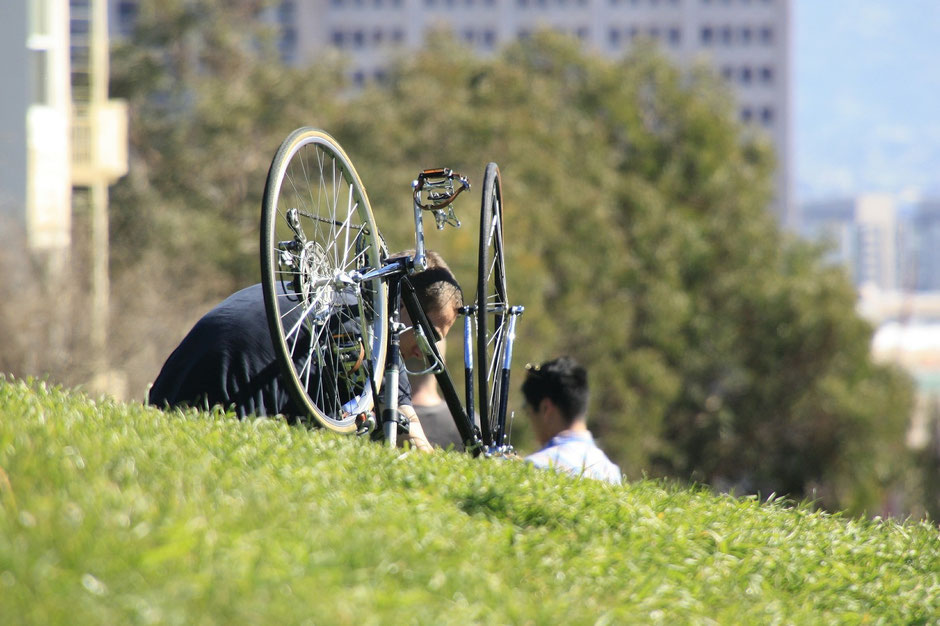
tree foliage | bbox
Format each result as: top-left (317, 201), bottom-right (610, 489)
top-left (108, 3), bottom-right (914, 515)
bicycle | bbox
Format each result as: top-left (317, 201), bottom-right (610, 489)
top-left (259, 127), bottom-right (523, 455)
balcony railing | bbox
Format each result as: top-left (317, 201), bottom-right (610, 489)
top-left (71, 100), bottom-right (128, 186)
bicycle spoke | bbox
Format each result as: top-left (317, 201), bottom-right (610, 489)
top-left (476, 162), bottom-right (510, 448)
top-left (261, 128), bottom-right (387, 431)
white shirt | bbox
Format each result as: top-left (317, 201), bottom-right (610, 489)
top-left (526, 430), bottom-right (622, 485)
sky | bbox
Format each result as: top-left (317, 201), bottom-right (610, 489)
top-left (794, 0), bottom-right (940, 203)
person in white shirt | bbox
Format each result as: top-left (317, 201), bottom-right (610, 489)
top-left (521, 356), bottom-right (622, 485)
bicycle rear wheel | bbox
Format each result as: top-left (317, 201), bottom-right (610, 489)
top-left (260, 128), bottom-right (387, 432)
top-left (476, 162), bottom-right (510, 447)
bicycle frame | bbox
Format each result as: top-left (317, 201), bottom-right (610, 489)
top-left (352, 168), bottom-right (522, 455)
top-left (261, 135), bottom-right (521, 455)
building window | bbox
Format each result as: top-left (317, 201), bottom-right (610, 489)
top-left (117, 1), bottom-right (138, 34)
top-left (331, 31), bottom-right (345, 47)
top-left (741, 107), bottom-right (753, 123)
top-left (29, 49), bottom-right (49, 105)
top-left (760, 66), bottom-right (773, 84)
top-left (609, 28), bottom-right (621, 47)
top-left (740, 66), bottom-right (752, 84)
top-left (668, 27), bottom-right (681, 45)
top-left (278, 0), bottom-right (296, 21)
top-left (279, 26), bottom-right (297, 62)
top-left (720, 25), bottom-right (732, 45)
top-left (760, 26), bottom-right (773, 44)
top-left (700, 26), bottom-right (713, 44)
top-left (30, 0), bottom-right (50, 36)
top-left (71, 19), bottom-right (90, 36)
top-left (760, 106), bottom-right (774, 125)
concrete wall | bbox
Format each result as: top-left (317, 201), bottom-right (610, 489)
top-left (0, 3), bottom-right (30, 223)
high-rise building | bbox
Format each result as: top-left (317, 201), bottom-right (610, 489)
top-left (281, 0), bottom-right (792, 224)
top-left (1, 0), bottom-right (128, 256)
top-left (0, 0), bottom-right (73, 254)
top-left (800, 194), bottom-right (898, 292)
top-left (907, 199), bottom-right (940, 292)
top-left (108, 0), bottom-right (791, 223)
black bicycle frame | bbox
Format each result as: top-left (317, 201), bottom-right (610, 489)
top-left (400, 278), bottom-right (482, 452)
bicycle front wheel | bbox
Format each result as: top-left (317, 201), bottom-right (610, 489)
top-left (476, 162), bottom-right (510, 447)
top-left (260, 128), bottom-right (387, 432)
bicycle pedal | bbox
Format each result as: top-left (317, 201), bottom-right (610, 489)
top-left (356, 412), bottom-right (376, 436)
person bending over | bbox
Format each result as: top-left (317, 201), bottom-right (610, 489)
top-left (407, 337), bottom-right (482, 451)
top-left (520, 356), bottom-right (622, 484)
top-left (148, 250), bottom-right (462, 451)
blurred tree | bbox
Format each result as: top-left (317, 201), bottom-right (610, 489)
top-left (108, 0), bottom-right (347, 390)
top-left (110, 0), bottom-right (349, 288)
top-left (108, 10), bottom-right (914, 515)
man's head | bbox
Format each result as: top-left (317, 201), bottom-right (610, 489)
top-left (521, 356), bottom-right (589, 444)
top-left (394, 250), bottom-right (463, 360)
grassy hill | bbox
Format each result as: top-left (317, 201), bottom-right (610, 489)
top-left (0, 377), bottom-right (937, 624)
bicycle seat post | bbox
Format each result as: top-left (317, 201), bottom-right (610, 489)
top-left (410, 177), bottom-right (428, 273)
top-left (411, 168), bottom-right (470, 274)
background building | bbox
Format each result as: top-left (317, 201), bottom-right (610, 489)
top-left (0, 0), bottom-right (127, 394)
top-left (800, 194), bottom-right (898, 292)
top-left (0, 0), bottom-right (73, 261)
top-left (109, 0), bottom-right (793, 225)
top-left (908, 199), bottom-right (940, 292)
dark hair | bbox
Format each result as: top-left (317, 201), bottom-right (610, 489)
top-left (521, 356), bottom-right (589, 424)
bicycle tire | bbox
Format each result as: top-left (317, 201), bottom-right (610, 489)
top-left (260, 128), bottom-right (387, 432)
top-left (476, 162), bottom-right (510, 447)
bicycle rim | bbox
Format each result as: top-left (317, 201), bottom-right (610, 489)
top-left (260, 128), bottom-right (387, 432)
top-left (476, 162), bottom-right (509, 447)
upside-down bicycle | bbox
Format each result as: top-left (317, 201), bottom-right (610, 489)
top-left (259, 127), bottom-right (523, 455)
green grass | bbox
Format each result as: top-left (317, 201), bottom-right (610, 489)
top-left (0, 378), bottom-right (937, 625)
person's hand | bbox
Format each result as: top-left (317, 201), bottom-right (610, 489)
top-left (399, 405), bottom-right (434, 453)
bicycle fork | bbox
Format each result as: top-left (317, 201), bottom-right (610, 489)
top-left (493, 306), bottom-right (524, 451)
top-left (382, 275), bottom-right (405, 447)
